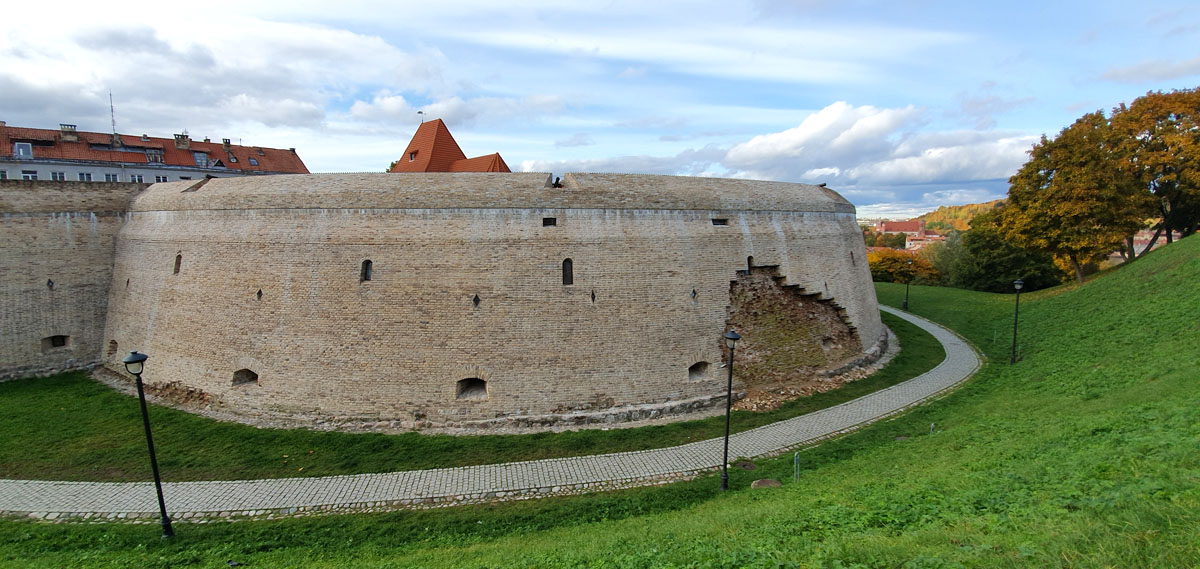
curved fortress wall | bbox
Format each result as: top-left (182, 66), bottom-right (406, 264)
top-left (101, 172), bottom-right (882, 430)
top-left (0, 181), bottom-right (145, 380)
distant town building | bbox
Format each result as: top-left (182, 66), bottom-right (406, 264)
top-left (389, 118), bottom-right (510, 173)
top-left (873, 218), bottom-right (945, 251)
top-left (0, 121), bottom-right (308, 183)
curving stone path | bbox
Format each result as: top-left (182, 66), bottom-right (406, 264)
top-left (1, 307), bottom-right (979, 522)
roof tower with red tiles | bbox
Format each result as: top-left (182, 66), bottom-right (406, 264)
top-left (389, 119), bottom-right (510, 173)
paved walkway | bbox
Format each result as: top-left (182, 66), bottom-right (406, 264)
top-left (0, 307), bottom-right (979, 522)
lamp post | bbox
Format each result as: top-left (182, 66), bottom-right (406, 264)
top-left (122, 351), bottom-right (174, 538)
top-left (1010, 279), bottom-right (1024, 365)
top-left (721, 330), bottom-right (740, 491)
top-left (903, 258), bottom-right (913, 310)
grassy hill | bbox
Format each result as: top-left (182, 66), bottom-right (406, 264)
top-left (3, 236), bottom-right (1198, 568)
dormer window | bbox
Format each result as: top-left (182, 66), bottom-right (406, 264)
top-left (13, 142), bottom-right (32, 158)
top-left (193, 151), bottom-right (208, 167)
top-left (248, 158), bottom-right (259, 166)
top-left (146, 149), bottom-right (164, 163)
top-left (409, 151), bottom-right (417, 162)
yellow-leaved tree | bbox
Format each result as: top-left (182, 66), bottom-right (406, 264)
top-left (1002, 111), bottom-right (1153, 282)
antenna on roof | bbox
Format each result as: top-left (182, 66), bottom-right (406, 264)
top-left (109, 91), bottom-right (118, 136)
top-left (417, 110), bottom-right (424, 123)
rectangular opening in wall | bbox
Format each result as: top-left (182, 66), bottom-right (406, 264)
top-left (41, 335), bottom-right (70, 351)
top-left (711, 218), bottom-right (728, 226)
top-left (542, 217), bottom-right (557, 227)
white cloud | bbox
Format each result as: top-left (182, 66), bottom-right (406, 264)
top-left (520, 145), bottom-right (727, 177)
top-left (1101, 56), bottom-right (1200, 83)
top-left (555, 133), bottom-right (595, 147)
top-left (724, 101), bottom-right (1035, 186)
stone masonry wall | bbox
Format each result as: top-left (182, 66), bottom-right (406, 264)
top-left (0, 180), bottom-right (145, 380)
top-left (101, 173), bottom-right (881, 431)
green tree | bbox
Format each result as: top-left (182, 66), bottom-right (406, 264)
top-left (1111, 88), bottom-right (1200, 243)
top-left (1002, 111), bottom-right (1151, 282)
top-left (929, 213), bottom-right (1061, 293)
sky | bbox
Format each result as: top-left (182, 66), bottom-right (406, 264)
top-left (3, 1), bottom-right (1198, 218)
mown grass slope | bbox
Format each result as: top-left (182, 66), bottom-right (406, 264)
top-left (3, 236), bottom-right (1198, 568)
top-left (0, 311), bottom-right (939, 482)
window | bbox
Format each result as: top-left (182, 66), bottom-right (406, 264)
top-left (13, 142), bottom-right (32, 158)
top-left (173, 254), bottom-right (182, 274)
top-left (146, 149), bottom-right (164, 163)
top-left (104, 173), bottom-right (119, 182)
top-left (155, 175), bottom-right (168, 183)
top-left (409, 151), bottom-right (417, 162)
top-left (21, 170), bottom-right (37, 180)
top-left (0, 171), bottom-right (6, 180)
top-left (51, 171), bottom-right (66, 181)
top-left (456, 378), bottom-right (487, 400)
top-left (129, 174), bottom-right (144, 183)
top-left (41, 335), bottom-right (70, 351)
top-left (179, 176), bottom-right (192, 180)
top-left (562, 258), bottom-right (574, 286)
top-left (232, 369), bottom-right (259, 386)
top-left (542, 217), bottom-right (557, 227)
top-left (77, 172), bottom-right (92, 181)
top-left (711, 218), bottom-right (728, 226)
top-left (193, 151), bottom-right (208, 167)
top-left (248, 158), bottom-right (259, 166)
top-left (360, 260), bottom-right (372, 282)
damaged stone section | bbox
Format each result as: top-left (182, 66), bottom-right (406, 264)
top-left (725, 265), bottom-right (886, 411)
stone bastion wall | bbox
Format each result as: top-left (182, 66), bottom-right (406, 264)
top-left (94, 172), bottom-right (882, 431)
top-left (0, 180), bottom-right (146, 380)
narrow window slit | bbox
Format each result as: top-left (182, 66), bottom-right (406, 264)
top-left (360, 260), bottom-right (373, 282)
top-left (562, 258), bottom-right (574, 285)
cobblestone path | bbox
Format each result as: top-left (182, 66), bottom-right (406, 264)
top-left (1, 307), bottom-right (979, 522)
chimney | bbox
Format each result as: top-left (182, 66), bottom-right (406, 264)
top-left (0, 120), bottom-right (6, 127)
top-left (59, 123), bottom-right (78, 142)
top-left (289, 148), bottom-right (296, 155)
top-left (174, 133), bottom-right (190, 149)
top-left (203, 137), bottom-right (211, 143)
top-left (222, 138), bottom-right (231, 152)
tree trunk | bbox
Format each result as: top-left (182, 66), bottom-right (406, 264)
top-left (1132, 225), bottom-right (1164, 260)
top-left (1070, 254), bottom-right (1085, 283)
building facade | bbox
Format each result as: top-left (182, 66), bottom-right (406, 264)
top-left (0, 122), bottom-right (308, 184)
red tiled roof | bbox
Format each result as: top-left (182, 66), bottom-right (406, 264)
top-left (877, 220), bottom-right (923, 233)
top-left (0, 123), bottom-right (308, 174)
top-left (389, 119), bottom-right (511, 173)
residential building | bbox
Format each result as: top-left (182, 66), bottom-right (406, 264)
top-left (0, 121), bottom-right (308, 183)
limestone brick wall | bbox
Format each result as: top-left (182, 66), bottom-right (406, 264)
top-left (101, 173), bottom-right (881, 430)
top-left (0, 180), bottom-right (144, 380)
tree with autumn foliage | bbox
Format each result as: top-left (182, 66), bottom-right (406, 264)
top-left (1110, 88), bottom-right (1200, 245)
top-left (866, 248), bottom-right (937, 284)
top-left (1002, 111), bottom-right (1153, 282)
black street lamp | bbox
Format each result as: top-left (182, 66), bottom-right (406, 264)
top-left (1010, 279), bottom-right (1024, 364)
top-left (122, 351), bottom-right (174, 538)
top-left (903, 258), bottom-right (913, 310)
top-left (720, 330), bottom-right (740, 492)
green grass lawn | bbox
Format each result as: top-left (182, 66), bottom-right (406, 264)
top-left (0, 311), bottom-right (941, 482)
top-left (4, 235), bottom-right (1198, 568)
